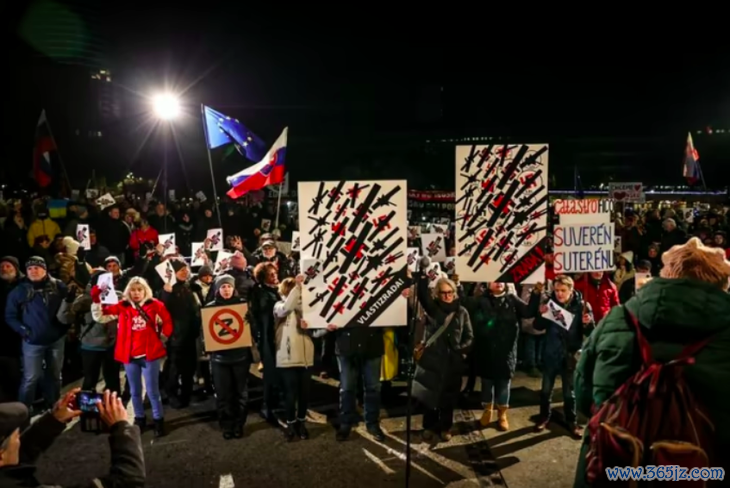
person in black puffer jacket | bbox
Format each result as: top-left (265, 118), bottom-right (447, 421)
top-left (159, 259), bottom-right (200, 409)
top-left (249, 262), bottom-right (283, 423)
top-left (206, 274), bottom-right (254, 440)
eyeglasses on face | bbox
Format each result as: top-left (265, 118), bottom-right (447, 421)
top-left (438, 289), bottom-right (454, 297)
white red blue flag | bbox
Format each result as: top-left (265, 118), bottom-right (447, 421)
top-left (683, 132), bottom-right (701, 185)
top-left (226, 127), bottom-right (288, 199)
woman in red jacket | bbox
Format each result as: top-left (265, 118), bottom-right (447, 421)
top-left (91, 276), bottom-right (173, 437)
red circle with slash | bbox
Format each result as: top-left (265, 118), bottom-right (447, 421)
top-left (208, 308), bottom-right (245, 345)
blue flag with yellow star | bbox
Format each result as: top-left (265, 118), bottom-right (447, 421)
top-left (203, 105), bottom-right (266, 162)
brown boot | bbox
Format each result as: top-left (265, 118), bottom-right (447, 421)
top-left (479, 404), bottom-right (493, 427)
top-left (497, 405), bottom-right (509, 431)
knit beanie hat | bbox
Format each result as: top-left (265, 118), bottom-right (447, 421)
top-left (169, 259), bottom-right (188, 273)
top-left (26, 256), bottom-right (46, 270)
top-left (104, 256), bottom-right (121, 267)
top-left (660, 237), bottom-right (730, 290)
top-left (215, 274), bottom-right (235, 288)
top-left (197, 265), bottom-right (213, 279)
top-left (62, 236), bottom-right (81, 257)
top-left (1, 256), bottom-right (20, 274)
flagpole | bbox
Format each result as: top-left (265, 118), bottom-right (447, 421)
top-left (274, 180), bottom-right (284, 230)
top-left (43, 110), bottom-right (73, 196)
top-left (201, 104), bottom-right (223, 229)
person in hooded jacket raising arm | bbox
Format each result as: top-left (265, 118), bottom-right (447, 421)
top-left (91, 276), bottom-right (173, 438)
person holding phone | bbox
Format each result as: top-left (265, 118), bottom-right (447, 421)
top-left (91, 276), bottom-right (173, 437)
top-left (0, 388), bottom-right (145, 487)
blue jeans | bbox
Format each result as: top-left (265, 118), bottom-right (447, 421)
top-left (481, 378), bottom-right (511, 406)
top-left (337, 355), bottom-right (381, 427)
top-left (19, 338), bottom-right (65, 408)
top-left (523, 334), bottom-right (544, 369)
top-left (124, 358), bottom-right (164, 420)
top-left (540, 365), bottom-right (576, 424)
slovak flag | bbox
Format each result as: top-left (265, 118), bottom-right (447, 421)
top-left (33, 110), bottom-right (55, 188)
top-left (683, 132), bottom-right (701, 185)
top-left (226, 127), bottom-right (288, 199)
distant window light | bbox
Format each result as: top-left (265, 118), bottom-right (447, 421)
top-left (106, 77), bottom-right (111, 82)
top-left (100, 70), bottom-right (106, 74)
top-left (98, 131), bottom-right (102, 137)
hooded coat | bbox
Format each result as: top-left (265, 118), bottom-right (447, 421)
top-left (573, 278), bottom-right (730, 487)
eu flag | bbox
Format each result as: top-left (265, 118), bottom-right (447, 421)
top-left (203, 105), bottom-right (266, 162)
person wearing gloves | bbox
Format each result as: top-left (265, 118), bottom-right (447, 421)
top-left (91, 276), bottom-right (173, 437)
top-left (5, 256), bottom-right (72, 409)
top-left (70, 271), bottom-right (121, 396)
top-left (205, 274), bottom-right (254, 440)
top-left (0, 389), bottom-right (146, 487)
top-left (273, 275), bottom-right (314, 441)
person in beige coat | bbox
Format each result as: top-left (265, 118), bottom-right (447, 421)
top-left (273, 274), bottom-right (315, 442)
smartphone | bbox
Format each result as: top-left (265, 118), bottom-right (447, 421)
top-left (75, 390), bottom-right (103, 414)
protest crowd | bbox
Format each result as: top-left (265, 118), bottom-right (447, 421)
top-left (0, 156), bottom-right (729, 487)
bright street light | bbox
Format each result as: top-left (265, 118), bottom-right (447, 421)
top-left (152, 93), bottom-right (180, 120)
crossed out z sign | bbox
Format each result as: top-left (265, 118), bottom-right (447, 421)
top-left (201, 303), bottom-right (252, 352)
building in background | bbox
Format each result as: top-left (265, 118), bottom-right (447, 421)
top-left (16, 0), bottom-right (125, 186)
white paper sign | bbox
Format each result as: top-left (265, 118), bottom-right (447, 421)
top-left (297, 179), bottom-right (408, 329)
top-left (429, 223), bottom-right (447, 235)
top-left (420, 233), bottom-right (447, 262)
top-left (542, 299), bottom-right (575, 330)
top-left (214, 251), bottom-right (233, 274)
top-left (191, 242), bottom-right (207, 266)
top-left (454, 143), bottom-right (549, 284)
top-left (207, 228), bottom-right (224, 251)
top-left (168, 190), bottom-right (176, 201)
top-left (76, 224), bottom-right (91, 251)
top-left (158, 233), bottom-right (176, 256)
top-left (301, 257), bottom-right (325, 287)
top-left (97, 272), bottom-right (119, 305)
top-left (291, 231), bottom-right (301, 252)
top-left (424, 262), bottom-right (443, 289)
top-left (407, 226), bottom-right (421, 240)
top-left (554, 218), bottom-right (615, 273)
top-left (195, 191), bottom-right (207, 202)
top-left (155, 260), bottom-right (177, 286)
top-left (261, 219), bottom-right (272, 232)
top-left (406, 247), bottom-right (420, 273)
top-left (95, 193), bottom-right (115, 210)
top-left (86, 189), bottom-right (99, 199)
top-left (443, 256), bottom-right (456, 275)
top-left (608, 182), bottom-right (643, 203)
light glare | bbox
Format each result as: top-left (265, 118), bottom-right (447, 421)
top-left (152, 93), bottom-right (180, 120)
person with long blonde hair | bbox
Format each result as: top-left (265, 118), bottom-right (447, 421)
top-left (91, 276), bottom-right (173, 437)
top-left (274, 275), bottom-right (314, 441)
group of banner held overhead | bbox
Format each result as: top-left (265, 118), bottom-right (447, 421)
top-left (293, 143), bottom-right (615, 332)
top-left (30, 109), bottom-right (700, 334)
top-left (186, 122), bottom-right (634, 331)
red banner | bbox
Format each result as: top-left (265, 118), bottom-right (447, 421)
top-left (407, 190), bottom-right (455, 202)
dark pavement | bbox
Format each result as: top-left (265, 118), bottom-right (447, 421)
top-left (34, 375), bottom-right (506, 487)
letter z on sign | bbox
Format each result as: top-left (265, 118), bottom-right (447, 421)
top-left (209, 308), bottom-right (244, 345)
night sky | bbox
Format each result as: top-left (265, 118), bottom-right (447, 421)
top-left (4, 4), bottom-right (729, 191)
